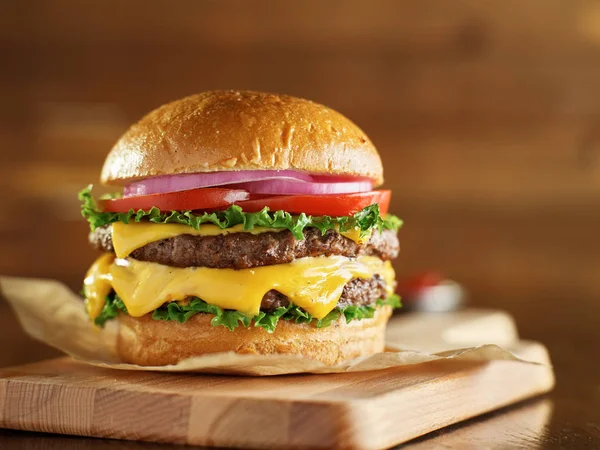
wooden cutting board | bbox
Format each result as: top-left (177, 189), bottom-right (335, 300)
top-left (0, 310), bottom-right (554, 449)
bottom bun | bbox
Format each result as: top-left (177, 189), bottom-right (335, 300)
top-left (117, 305), bottom-right (392, 366)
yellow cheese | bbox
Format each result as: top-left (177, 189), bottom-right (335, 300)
top-left (111, 222), bottom-right (372, 258)
top-left (83, 252), bottom-right (115, 320)
top-left (339, 227), bottom-right (372, 245)
top-left (85, 254), bottom-right (395, 321)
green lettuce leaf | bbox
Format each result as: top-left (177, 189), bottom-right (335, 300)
top-left (94, 295), bottom-right (128, 327)
top-left (79, 185), bottom-right (402, 240)
top-left (211, 310), bottom-right (253, 330)
top-left (316, 309), bottom-right (342, 328)
top-left (95, 293), bottom-right (402, 332)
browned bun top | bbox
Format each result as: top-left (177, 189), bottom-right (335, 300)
top-left (100, 90), bottom-right (383, 186)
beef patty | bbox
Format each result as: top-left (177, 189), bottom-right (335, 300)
top-left (260, 275), bottom-right (387, 312)
top-left (90, 225), bottom-right (399, 270)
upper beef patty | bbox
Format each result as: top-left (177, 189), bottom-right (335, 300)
top-left (90, 225), bottom-right (399, 269)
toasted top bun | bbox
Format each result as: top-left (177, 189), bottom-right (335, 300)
top-left (101, 90), bottom-right (383, 186)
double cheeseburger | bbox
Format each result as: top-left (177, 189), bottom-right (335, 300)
top-left (80, 91), bottom-right (402, 366)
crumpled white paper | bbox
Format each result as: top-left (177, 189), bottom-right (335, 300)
top-left (0, 276), bottom-right (550, 376)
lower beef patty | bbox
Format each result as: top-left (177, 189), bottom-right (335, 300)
top-left (261, 275), bottom-right (387, 312)
top-left (91, 226), bottom-right (399, 269)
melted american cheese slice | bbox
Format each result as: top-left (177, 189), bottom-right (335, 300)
top-left (111, 222), bottom-right (372, 258)
top-left (83, 253), bottom-right (115, 320)
top-left (84, 254), bottom-right (395, 320)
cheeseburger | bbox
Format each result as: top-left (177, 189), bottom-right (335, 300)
top-left (80, 90), bottom-right (402, 366)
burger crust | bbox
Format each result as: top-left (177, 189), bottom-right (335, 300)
top-left (117, 305), bottom-right (392, 366)
top-left (101, 90), bottom-right (383, 186)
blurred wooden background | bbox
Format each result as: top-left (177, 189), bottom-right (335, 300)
top-left (1, 0), bottom-right (600, 312)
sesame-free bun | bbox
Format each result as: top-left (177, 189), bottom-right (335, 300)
top-left (101, 91), bottom-right (383, 186)
top-left (117, 305), bottom-right (392, 366)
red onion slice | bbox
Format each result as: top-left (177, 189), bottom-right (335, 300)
top-left (123, 170), bottom-right (374, 197)
top-left (124, 170), bottom-right (314, 197)
top-left (231, 179), bottom-right (373, 195)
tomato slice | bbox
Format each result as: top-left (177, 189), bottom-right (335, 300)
top-left (100, 188), bottom-right (391, 217)
top-left (234, 190), bottom-right (391, 216)
top-left (99, 188), bottom-right (250, 213)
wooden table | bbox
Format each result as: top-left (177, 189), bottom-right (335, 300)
top-left (0, 294), bottom-right (598, 449)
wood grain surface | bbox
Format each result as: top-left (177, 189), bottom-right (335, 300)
top-left (0, 341), bottom-right (553, 450)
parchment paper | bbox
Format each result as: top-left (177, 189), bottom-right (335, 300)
top-left (0, 276), bottom-right (546, 376)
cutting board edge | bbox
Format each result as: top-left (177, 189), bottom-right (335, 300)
top-left (0, 375), bottom-right (194, 445)
top-left (342, 358), bottom-right (555, 450)
top-left (1, 355), bottom-right (554, 450)
top-left (0, 336), bottom-right (555, 450)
